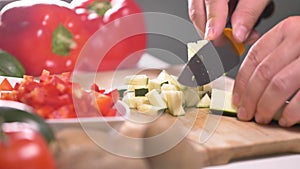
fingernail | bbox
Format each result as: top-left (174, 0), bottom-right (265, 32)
top-left (234, 24), bottom-right (249, 42)
top-left (255, 114), bottom-right (264, 124)
top-left (279, 118), bottom-right (287, 127)
top-left (237, 107), bottom-right (247, 120)
top-left (232, 92), bottom-right (240, 106)
top-left (204, 27), bottom-right (215, 40)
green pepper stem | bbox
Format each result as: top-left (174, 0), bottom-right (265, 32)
top-left (87, 0), bottom-right (112, 16)
top-left (52, 24), bottom-right (77, 56)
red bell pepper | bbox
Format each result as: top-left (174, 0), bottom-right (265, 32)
top-left (71, 0), bottom-right (147, 71)
top-left (1, 70), bottom-right (120, 119)
top-left (0, 122), bottom-right (56, 169)
top-left (0, 78), bottom-right (13, 91)
top-left (0, 1), bottom-right (90, 76)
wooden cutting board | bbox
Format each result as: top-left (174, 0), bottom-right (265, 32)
top-left (56, 67), bottom-right (300, 169)
top-left (183, 109), bottom-right (300, 165)
top-left (142, 72), bottom-right (300, 168)
top-left (54, 108), bottom-right (300, 169)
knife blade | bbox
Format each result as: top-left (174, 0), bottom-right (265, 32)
top-left (177, 30), bottom-right (244, 87)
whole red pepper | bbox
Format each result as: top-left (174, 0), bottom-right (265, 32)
top-left (0, 1), bottom-right (90, 76)
top-left (0, 122), bottom-right (56, 169)
top-left (71, 0), bottom-right (147, 71)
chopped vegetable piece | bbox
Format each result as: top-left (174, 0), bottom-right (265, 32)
top-left (0, 78), bottom-right (13, 91)
top-left (197, 93), bottom-right (211, 108)
top-left (210, 89), bottom-right (237, 113)
top-left (146, 89), bottom-right (167, 109)
top-left (0, 70), bottom-right (120, 119)
top-left (163, 91), bottom-right (185, 116)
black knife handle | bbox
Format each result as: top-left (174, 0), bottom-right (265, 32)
top-left (226, 0), bottom-right (275, 28)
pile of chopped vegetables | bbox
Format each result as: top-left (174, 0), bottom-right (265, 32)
top-left (0, 70), bottom-right (119, 119)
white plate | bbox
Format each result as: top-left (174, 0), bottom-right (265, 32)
top-left (0, 75), bottom-right (23, 86)
top-left (0, 76), bottom-right (130, 132)
top-left (47, 100), bottom-right (129, 132)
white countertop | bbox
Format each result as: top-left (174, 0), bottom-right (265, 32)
top-left (204, 154), bottom-right (300, 169)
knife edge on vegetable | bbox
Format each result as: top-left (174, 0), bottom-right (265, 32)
top-left (178, 28), bottom-right (245, 87)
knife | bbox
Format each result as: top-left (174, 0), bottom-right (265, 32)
top-left (177, 1), bottom-right (274, 87)
top-left (177, 28), bottom-right (244, 87)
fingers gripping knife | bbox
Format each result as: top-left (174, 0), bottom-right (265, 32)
top-left (177, 1), bottom-right (274, 87)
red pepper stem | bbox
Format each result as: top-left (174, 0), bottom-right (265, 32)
top-left (87, 0), bottom-right (112, 16)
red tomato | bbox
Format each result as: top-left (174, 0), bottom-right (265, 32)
top-left (0, 2), bottom-right (90, 76)
top-left (0, 122), bottom-right (56, 169)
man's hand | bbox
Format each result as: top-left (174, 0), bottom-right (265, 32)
top-left (233, 16), bottom-right (300, 127)
top-left (188, 0), bottom-right (273, 44)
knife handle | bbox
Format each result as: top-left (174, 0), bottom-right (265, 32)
top-left (254, 1), bottom-right (275, 27)
top-left (226, 0), bottom-right (275, 28)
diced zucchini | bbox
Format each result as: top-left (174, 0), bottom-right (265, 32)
top-left (187, 40), bottom-right (209, 60)
top-left (163, 91), bottom-right (185, 116)
top-left (170, 75), bottom-right (186, 90)
top-left (209, 89), bottom-right (292, 124)
top-left (157, 70), bottom-right (184, 90)
top-left (135, 88), bottom-right (149, 97)
top-left (147, 79), bottom-right (168, 92)
top-left (209, 89), bottom-right (237, 113)
top-left (137, 104), bottom-right (165, 115)
top-left (126, 85), bottom-right (135, 92)
top-left (122, 92), bottom-right (149, 109)
top-left (196, 93), bottom-right (211, 108)
top-left (126, 85), bottom-right (148, 96)
top-left (127, 85), bottom-right (148, 92)
top-left (161, 84), bottom-right (177, 91)
top-left (124, 74), bottom-right (149, 86)
top-left (122, 92), bottom-right (136, 108)
top-left (146, 89), bottom-right (167, 109)
top-left (182, 87), bottom-right (200, 107)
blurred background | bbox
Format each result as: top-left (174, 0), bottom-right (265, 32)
top-left (1, 0), bottom-right (300, 77)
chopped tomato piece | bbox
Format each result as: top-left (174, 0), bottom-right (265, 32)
top-left (91, 83), bottom-right (105, 93)
top-left (106, 108), bottom-right (117, 117)
top-left (0, 70), bottom-right (120, 119)
top-left (105, 89), bottom-right (120, 104)
top-left (0, 78), bottom-right (13, 91)
top-left (95, 93), bottom-right (114, 116)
